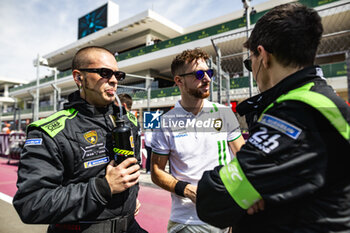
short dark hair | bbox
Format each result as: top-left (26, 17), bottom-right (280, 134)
top-left (171, 48), bottom-right (209, 77)
top-left (71, 46), bottom-right (114, 70)
top-left (118, 93), bottom-right (133, 110)
top-left (244, 3), bottom-right (323, 67)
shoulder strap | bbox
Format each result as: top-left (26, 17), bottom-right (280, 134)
top-left (262, 82), bottom-right (350, 141)
top-left (29, 108), bottom-right (78, 138)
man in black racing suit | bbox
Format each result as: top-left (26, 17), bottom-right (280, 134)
top-left (13, 46), bottom-right (147, 233)
top-left (196, 3), bottom-right (350, 233)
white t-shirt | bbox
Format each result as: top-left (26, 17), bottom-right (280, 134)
top-left (152, 99), bottom-right (241, 225)
top-left (144, 129), bottom-right (153, 147)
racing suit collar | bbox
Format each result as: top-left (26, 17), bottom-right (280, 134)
top-left (64, 91), bottom-right (121, 117)
top-left (237, 66), bottom-right (321, 118)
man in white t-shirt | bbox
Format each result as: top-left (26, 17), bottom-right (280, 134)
top-left (151, 48), bottom-right (245, 233)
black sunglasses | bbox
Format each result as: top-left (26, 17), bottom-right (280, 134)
top-left (244, 58), bottom-right (252, 72)
top-left (78, 68), bottom-right (126, 81)
top-left (178, 69), bottom-right (214, 80)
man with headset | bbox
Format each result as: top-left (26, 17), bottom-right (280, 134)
top-left (13, 46), bottom-right (147, 233)
top-left (196, 3), bottom-right (350, 233)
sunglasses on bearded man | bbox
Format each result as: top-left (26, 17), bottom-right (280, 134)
top-left (178, 69), bottom-right (215, 80)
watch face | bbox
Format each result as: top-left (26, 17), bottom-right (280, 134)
top-left (78, 4), bottom-right (107, 39)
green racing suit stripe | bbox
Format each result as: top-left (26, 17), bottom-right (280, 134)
top-left (262, 82), bottom-right (350, 141)
top-left (29, 108), bottom-right (78, 138)
top-left (219, 157), bottom-right (262, 209)
top-left (127, 112), bottom-right (138, 126)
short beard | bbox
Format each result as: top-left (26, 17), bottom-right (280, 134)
top-left (187, 86), bottom-right (210, 99)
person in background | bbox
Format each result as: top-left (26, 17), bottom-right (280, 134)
top-left (2, 123), bottom-right (11, 158)
top-left (117, 93), bottom-right (142, 165)
top-left (13, 46), bottom-right (147, 233)
top-left (2, 123), bottom-right (11, 134)
top-left (196, 3), bottom-right (350, 233)
top-left (151, 48), bottom-right (245, 233)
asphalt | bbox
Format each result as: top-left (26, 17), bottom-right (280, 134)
top-left (0, 169), bottom-right (159, 233)
top-left (139, 169), bottom-right (158, 188)
top-left (0, 199), bottom-right (48, 233)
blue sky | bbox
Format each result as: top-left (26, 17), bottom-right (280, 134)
top-left (0, 0), bottom-right (269, 82)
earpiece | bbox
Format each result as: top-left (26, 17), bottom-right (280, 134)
top-left (77, 75), bottom-right (81, 81)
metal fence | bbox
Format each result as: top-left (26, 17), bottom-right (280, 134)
top-left (210, 1), bottom-right (350, 106)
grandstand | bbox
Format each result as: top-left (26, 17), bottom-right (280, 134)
top-left (2, 0), bottom-right (349, 129)
top-left (0, 77), bottom-right (27, 130)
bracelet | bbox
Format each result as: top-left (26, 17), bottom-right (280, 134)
top-left (174, 180), bottom-right (190, 197)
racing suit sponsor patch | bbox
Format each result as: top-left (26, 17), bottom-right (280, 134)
top-left (80, 142), bottom-right (106, 159)
top-left (43, 120), bottom-right (62, 133)
top-left (258, 114), bottom-right (302, 139)
top-left (84, 156), bottom-right (109, 169)
top-left (24, 138), bottom-right (42, 146)
top-left (84, 130), bottom-right (98, 144)
top-left (248, 127), bottom-right (281, 153)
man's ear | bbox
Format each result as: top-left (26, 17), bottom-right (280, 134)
top-left (72, 70), bottom-right (83, 84)
top-left (174, 75), bottom-right (183, 87)
top-left (122, 103), bottom-right (128, 111)
top-left (257, 45), bottom-right (271, 69)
